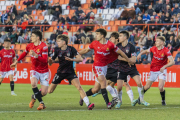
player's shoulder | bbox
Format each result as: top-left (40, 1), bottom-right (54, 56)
top-left (26, 43), bottom-right (34, 48)
top-left (91, 40), bottom-right (98, 45)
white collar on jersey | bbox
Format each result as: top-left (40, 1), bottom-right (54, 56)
top-left (39, 42), bottom-right (41, 45)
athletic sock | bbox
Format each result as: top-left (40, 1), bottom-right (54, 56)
top-left (143, 86), bottom-right (147, 93)
top-left (0, 82), bottom-right (1, 85)
top-left (32, 87), bottom-right (43, 103)
top-left (10, 81), bottom-right (14, 92)
top-left (83, 96), bottom-right (90, 106)
top-left (33, 91), bottom-right (43, 99)
top-left (86, 88), bottom-right (93, 96)
top-left (106, 85), bottom-right (117, 98)
top-left (127, 90), bottom-right (134, 102)
top-left (160, 90), bottom-right (165, 101)
top-left (118, 90), bottom-right (123, 101)
top-left (138, 87), bottom-right (144, 102)
top-left (113, 88), bottom-right (118, 95)
top-left (101, 88), bottom-right (109, 105)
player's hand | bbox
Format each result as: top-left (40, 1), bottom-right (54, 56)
top-left (128, 59), bottom-right (134, 67)
top-left (30, 50), bottom-right (38, 58)
top-left (10, 61), bottom-right (18, 68)
top-left (137, 54), bottom-right (141, 61)
top-left (48, 58), bottom-right (53, 66)
top-left (118, 55), bottom-right (123, 60)
top-left (14, 70), bottom-right (17, 75)
top-left (65, 56), bottom-right (73, 61)
top-left (160, 66), bottom-right (165, 73)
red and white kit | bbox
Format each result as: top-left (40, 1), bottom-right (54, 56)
top-left (17, 42), bottom-right (49, 86)
top-left (88, 40), bottom-right (119, 82)
top-left (0, 48), bottom-right (15, 78)
top-left (148, 46), bottom-right (172, 81)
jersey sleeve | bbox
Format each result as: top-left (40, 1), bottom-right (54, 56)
top-left (109, 41), bottom-right (119, 52)
top-left (51, 48), bottom-right (58, 60)
top-left (71, 47), bottom-right (78, 57)
top-left (12, 50), bottom-right (16, 59)
top-left (36, 45), bottom-right (48, 63)
top-left (88, 41), bottom-right (94, 50)
top-left (42, 46), bottom-right (48, 55)
top-left (130, 44), bottom-right (136, 57)
top-left (165, 49), bottom-right (172, 58)
top-left (17, 45), bottom-right (29, 61)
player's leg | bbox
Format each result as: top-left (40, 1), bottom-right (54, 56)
top-left (48, 73), bottom-right (62, 94)
top-left (48, 83), bottom-right (58, 94)
top-left (9, 73), bottom-right (17, 96)
top-left (0, 72), bottom-right (5, 85)
top-left (124, 82), bottom-right (134, 103)
top-left (115, 79), bottom-right (123, 108)
top-left (71, 78), bottom-right (94, 110)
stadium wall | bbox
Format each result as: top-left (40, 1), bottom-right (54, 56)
top-left (1, 64), bottom-right (179, 87)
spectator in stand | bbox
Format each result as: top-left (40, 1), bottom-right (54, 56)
top-left (171, 36), bottom-right (180, 52)
top-left (20, 8), bottom-right (27, 18)
top-left (23, 32), bottom-right (30, 43)
top-left (155, 16), bottom-right (163, 31)
top-left (147, 5), bottom-right (154, 16)
top-left (134, 29), bottom-right (143, 44)
top-left (42, 19), bottom-right (50, 31)
top-left (169, 35), bottom-right (175, 50)
top-left (0, 31), bottom-right (8, 43)
top-left (85, 8), bottom-right (94, 19)
top-left (85, 19), bottom-right (94, 33)
top-left (175, 49), bottom-right (180, 62)
top-left (144, 16), bottom-right (156, 34)
top-left (36, 0), bottom-right (44, 10)
top-left (69, 0), bottom-right (81, 9)
top-left (53, 8), bottom-right (61, 20)
top-left (75, 29), bottom-right (86, 44)
top-left (1, 11), bottom-right (8, 24)
top-left (42, 0), bottom-right (49, 10)
top-left (75, 7), bottom-right (84, 18)
top-left (111, 0), bottom-right (117, 8)
top-left (62, 26), bottom-right (68, 35)
top-left (110, 7), bottom-right (124, 20)
top-left (162, 29), bottom-right (170, 45)
top-left (10, 4), bottom-right (17, 16)
top-left (57, 20), bottom-right (64, 29)
top-left (78, 13), bottom-right (86, 24)
top-left (91, 0), bottom-right (102, 9)
top-left (128, 6), bottom-right (136, 19)
top-left (5, 18), bottom-right (13, 33)
top-left (64, 21), bottom-right (70, 30)
top-left (175, 57), bottom-right (180, 65)
top-left (132, 16), bottom-right (143, 30)
top-left (118, 7), bottom-right (128, 20)
top-left (122, 18), bottom-right (133, 31)
top-left (158, 12), bottom-right (165, 22)
top-left (87, 32), bottom-right (94, 43)
top-left (52, 3), bottom-right (62, 14)
top-left (58, 14), bottom-right (65, 24)
top-left (164, 5), bottom-right (172, 16)
top-left (82, 36), bottom-right (90, 44)
top-left (21, 18), bottom-right (28, 33)
top-left (141, 0), bottom-right (152, 11)
top-left (167, 43), bottom-right (172, 51)
top-left (26, 19), bottom-right (34, 32)
top-left (116, 0), bottom-right (128, 8)
top-left (85, 56), bottom-right (94, 64)
top-left (9, 31), bottom-right (17, 44)
top-left (17, 31), bottom-right (24, 43)
top-left (49, 30), bottom-right (57, 44)
top-left (64, 15), bottom-right (71, 24)
top-left (0, 43), bottom-right (4, 51)
top-left (23, 0), bottom-right (34, 7)
top-left (153, 12), bottom-right (158, 19)
top-left (70, 33), bottom-right (77, 44)
top-left (162, 0), bottom-right (172, 13)
top-left (71, 13), bottom-right (78, 25)
top-left (138, 35), bottom-right (146, 48)
top-left (89, 13), bottom-right (95, 20)
top-left (155, 0), bottom-right (163, 13)
top-left (11, 14), bottom-right (16, 24)
top-left (94, 13), bottom-right (103, 25)
top-left (57, 27), bottom-right (63, 35)
top-left (171, 16), bottom-right (180, 31)
top-left (172, 3), bottom-right (180, 15)
top-left (135, 2), bottom-right (144, 15)
top-left (144, 37), bottom-right (153, 49)
top-left (102, 0), bottom-right (109, 9)
top-left (143, 12), bottom-right (151, 23)
top-left (17, 19), bottom-right (22, 31)
top-left (34, 19), bottom-right (42, 30)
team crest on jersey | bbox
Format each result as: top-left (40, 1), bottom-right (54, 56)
top-left (126, 49), bottom-right (129, 53)
top-left (106, 48), bottom-right (109, 51)
top-left (67, 53), bottom-right (70, 57)
top-left (58, 54), bottom-right (62, 57)
top-left (10, 52), bottom-right (12, 54)
top-left (161, 53), bottom-right (164, 57)
top-left (36, 49), bottom-right (40, 53)
top-left (45, 78), bottom-right (48, 81)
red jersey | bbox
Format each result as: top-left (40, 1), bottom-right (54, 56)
top-left (0, 48), bottom-right (15, 72)
top-left (149, 46), bottom-right (172, 72)
top-left (89, 40), bottom-right (119, 66)
top-left (18, 42), bottom-right (49, 73)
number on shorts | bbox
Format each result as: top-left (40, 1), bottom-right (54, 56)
top-left (53, 74), bottom-right (59, 82)
top-left (96, 68), bottom-right (102, 73)
top-left (117, 72), bottom-right (120, 78)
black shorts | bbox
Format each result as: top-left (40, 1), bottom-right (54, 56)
top-left (51, 72), bottom-right (78, 84)
top-left (106, 68), bottom-right (118, 83)
top-left (117, 69), bottom-right (139, 82)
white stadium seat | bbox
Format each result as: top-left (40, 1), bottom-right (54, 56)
top-left (10, 1), bottom-right (15, 5)
top-left (50, 15), bottom-right (53, 20)
top-left (106, 14), bottom-right (111, 20)
top-left (95, 14), bottom-right (99, 18)
top-left (62, 4), bottom-right (67, 10)
top-left (101, 14), bottom-right (106, 20)
top-left (115, 9), bottom-right (119, 14)
top-left (109, 9), bottom-right (115, 14)
top-left (128, 3), bottom-right (134, 8)
top-left (81, 0), bottom-right (86, 4)
top-left (44, 15), bottom-right (50, 21)
top-left (0, 1), bottom-right (5, 6)
top-left (1, 6), bottom-right (6, 11)
top-left (103, 9), bottom-right (108, 14)
top-left (5, 1), bottom-right (11, 5)
top-left (97, 9), bottom-right (102, 14)
top-left (64, 10), bottom-right (69, 15)
top-left (103, 21), bottom-right (109, 26)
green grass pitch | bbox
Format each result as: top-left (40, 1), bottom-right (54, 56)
top-left (0, 84), bottom-right (179, 120)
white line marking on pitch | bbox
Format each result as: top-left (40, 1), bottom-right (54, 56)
top-left (0, 107), bottom-right (179, 113)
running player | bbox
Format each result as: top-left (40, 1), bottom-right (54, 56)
top-left (78, 29), bottom-right (133, 109)
top-left (0, 38), bottom-right (17, 96)
top-left (115, 31), bottom-right (149, 107)
top-left (11, 30), bottom-right (49, 110)
top-left (48, 35), bottom-right (94, 110)
top-left (137, 36), bottom-right (175, 105)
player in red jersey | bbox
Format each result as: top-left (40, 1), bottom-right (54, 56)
top-left (137, 36), bottom-right (175, 106)
top-left (11, 30), bottom-right (49, 110)
top-left (78, 29), bottom-right (133, 109)
top-left (0, 38), bottom-right (17, 96)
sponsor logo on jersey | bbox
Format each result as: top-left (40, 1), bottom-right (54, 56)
top-left (97, 51), bottom-right (110, 56)
top-left (43, 46), bottom-right (48, 50)
top-left (3, 55), bottom-right (12, 58)
top-left (154, 56), bottom-right (164, 60)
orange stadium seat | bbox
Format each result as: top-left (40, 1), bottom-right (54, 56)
top-left (15, 1), bottom-right (19, 5)
top-left (86, 0), bottom-right (91, 3)
top-left (33, 16), bottom-right (38, 21)
top-left (39, 16), bottom-right (44, 20)
top-left (54, 0), bottom-right (59, 3)
top-left (82, 4), bottom-right (89, 9)
top-left (37, 10), bottom-right (42, 15)
top-left (173, 51), bottom-right (178, 58)
top-left (20, 1), bottom-right (24, 5)
top-left (92, 9), bottom-right (97, 14)
top-left (21, 44), bottom-right (27, 50)
top-left (85, 44), bottom-right (90, 49)
top-left (49, 0), bottom-right (54, 4)
top-left (64, 0), bottom-right (70, 4)
top-left (47, 27), bottom-right (54, 32)
top-left (32, 10), bottom-right (36, 15)
top-left (121, 20), bottom-right (126, 25)
top-left (106, 26), bottom-right (112, 32)
top-left (112, 26), bottom-right (118, 31)
top-left (17, 50), bottom-right (21, 55)
top-left (17, 5), bottom-right (21, 11)
top-left (85, 9), bottom-right (91, 14)
top-left (26, 57), bottom-right (31, 63)
top-left (70, 26), bottom-right (77, 32)
top-left (11, 45), bottom-right (15, 49)
top-left (109, 21), bottom-right (114, 26)
top-left (52, 21), bottom-right (57, 25)
top-left (73, 44), bottom-right (79, 51)
top-left (69, 10), bottom-right (75, 15)
top-left (15, 44), bottom-right (21, 50)
top-left (6, 6), bottom-right (11, 10)
top-left (78, 44), bottom-right (84, 51)
top-left (115, 20), bottom-right (121, 25)
top-left (59, 0), bottom-right (64, 4)
top-left (22, 5), bottom-right (27, 10)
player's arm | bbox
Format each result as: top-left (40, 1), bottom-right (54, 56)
top-left (160, 56), bottom-right (175, 73)
top-left (79, 42), bottom-right (93, 55)
top-left (137, 49), bottom-right (150, 61)
top-left (49, 48), bottom-right (58, 66)
top-left (116, 49), bottom-right (133, 65)
top-left (65, 47), bottom-right (83, 62)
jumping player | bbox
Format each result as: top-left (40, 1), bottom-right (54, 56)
top-left (137, 36), bottom-right (175, 105)
top-left (48, 35), bottom-right (94, 110)
top-left (115, 31), bottom-right (150, 107)
top-left (78, 29), bottom-right (133, 109)
top-left (11, 30), bottom-right (49, 110)
top-left (0, 38), bottom-right (17, 96)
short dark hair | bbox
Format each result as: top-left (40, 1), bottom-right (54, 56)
top-left (157, 36), bottom-right (166, 42)
top-left (95, 28), bottom-right (107, 38)
top-left (4, 38), bottom-right (11, 43)
top-left (20, 50), bottom-right (23, 52)
top-left (110, 32), bottom-right (119, 39)
top-left (56, 34), bottom-right (69, 45)
top-left (119, 31), bottom-right (130, 39)
top-left (32, 30), bottom-right (42, 41)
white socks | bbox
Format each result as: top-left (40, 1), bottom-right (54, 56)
top-left (138, 87), bottom-right (144, 102)
top-left (106, 85), bottom-right (117, 98)
top-left (83, 96), bottom-right (90, 106)
top-left (127, 90), bottom-right (134, 102)
top-left (118, 90), bottom-right (123, 101)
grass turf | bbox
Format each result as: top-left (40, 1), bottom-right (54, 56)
top-left (0, 84), bottom-right (179, 120)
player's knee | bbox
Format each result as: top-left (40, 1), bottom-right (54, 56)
top-left (41, 91), bottom-right (47, 96)
top-left (31, 83), bottom-right (37, 88)
top-left (48, 89), bottom-right (53, 94)
top-left (158, 86), bottom-right (164, 91)
top-left (76, 85), bottom-right (83, 91)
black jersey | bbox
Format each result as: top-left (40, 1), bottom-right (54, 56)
top-left (51, 46), bottom-right (78, 73)
top-left (117, 42), bottom-right (137, 72)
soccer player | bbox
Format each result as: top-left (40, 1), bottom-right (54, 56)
top-left (0, 38), bottom-right (17, 96)
top-left (115, 31), bottom-right (149, 107)
top-left (78, 29), bottom-right (133, 109)
top-left (48, 35), bottom-right (95, 110)
top-left (11, 30), bottom-right (49, 110)
top-left (137, 36), bottom-right (175, 105)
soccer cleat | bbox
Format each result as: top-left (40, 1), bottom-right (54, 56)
top-left (115, 101), bottom-right (122, 109)
top-left (110, 97), bottom-right (119, 107)
top-left (11, 92), bottom-right (17, 96)
top-left (92, 93), bottom-right (99, 97)
top-left (107, 102), bottom-right (112, 109)
top-left (141, 101), bottom-right (150, 106)
top-left (162, 101), bottom-right (166, 106)
top-left (37, 103), bottom-right (46, 110)
top-left (29, 95), bottom-right (36, 108)
top-left (88, 103), bottom-right (95, 110)
top-left (131, 99), bottom-right (139, 106)
top-left (79, 97), bottom-right (83, 106)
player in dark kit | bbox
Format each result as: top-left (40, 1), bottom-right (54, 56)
top-left (48, 35), bottom-right (94, 110)
top-left (115, 31), bottom-right (150, 107)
